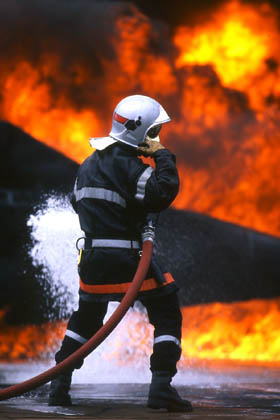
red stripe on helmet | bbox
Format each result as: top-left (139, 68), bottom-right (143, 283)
top-left (114, 112), bottom-right (128, 124)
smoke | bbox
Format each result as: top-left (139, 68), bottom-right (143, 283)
top-left (131, 0), bottom-right (280, 27)
top-left (0, 0), bottom-right (172, 115)
top-left (1, 1), bottom-right (124, 61)
top-left (0, 1), bottom-right (129, 113)
top-left (132, 0), bottom-right (230, 27)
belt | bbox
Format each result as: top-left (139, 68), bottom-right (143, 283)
top-left (84, 238), bottom-right (141, 249)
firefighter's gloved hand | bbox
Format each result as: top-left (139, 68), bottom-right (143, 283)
top-left (137, 137), bottom-right (165, 157)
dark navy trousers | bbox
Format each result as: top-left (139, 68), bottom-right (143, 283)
top-left (55, 291), bottom-right (182, 376)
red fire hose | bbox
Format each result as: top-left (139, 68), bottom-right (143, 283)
top-left (0, 239), bottom-right (153, 401)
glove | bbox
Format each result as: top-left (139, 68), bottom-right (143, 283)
top-left (137, 137), bottom-right (165, 157)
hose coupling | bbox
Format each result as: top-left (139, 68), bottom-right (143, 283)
top-left (142, 220), bottom-right (156, 243)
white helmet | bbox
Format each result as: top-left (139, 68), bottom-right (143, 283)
top-left (90, 95), bottom-right (171, 150)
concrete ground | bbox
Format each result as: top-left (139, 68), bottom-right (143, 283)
top-left (1, 382), bottom-right (280, 419)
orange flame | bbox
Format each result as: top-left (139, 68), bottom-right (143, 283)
top-left (1, 1), bottom-right (280, 365)
top-left (102, 299), bottom-right (280, 366)
top-left (174, 1), bottom-right (276, 93)
top-left (2, 0), bottom-right (280, 236)
top-left (0, 309), bottom-right (66, 361)
top-left (172, 0), bottom-right (280, 236)
top-left (3, 299), bottom-right (280, 365)
top-left (2, 60), bottom-right (103, 162)
top-left (0, 299), bottom-right (280, 367)
top-left (181, 298), bottom-right (280, 363)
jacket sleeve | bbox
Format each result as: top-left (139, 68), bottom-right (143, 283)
top-left (133, 149), bottom-right (179, 212)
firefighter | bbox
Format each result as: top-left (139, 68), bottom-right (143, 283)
top-left (48, 95), bottom-right (193, 412)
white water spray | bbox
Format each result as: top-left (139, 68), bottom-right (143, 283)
top-left (26, 194), bottom-right (153, 383)
top-left (27, 195), bottom-right (81, 318)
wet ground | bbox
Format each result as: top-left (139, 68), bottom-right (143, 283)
top-left (1, 381), bottom-right (280, 419)
top-left (1, 362), bottom-right (280, 419)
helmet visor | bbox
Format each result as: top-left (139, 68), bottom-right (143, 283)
top-left (146, 124), bottom-right (162, 139)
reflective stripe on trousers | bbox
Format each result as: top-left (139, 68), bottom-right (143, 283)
top-left (65, 329), bottom-right (88, 344)
top-left (154, 335), bottom-right (181, 349)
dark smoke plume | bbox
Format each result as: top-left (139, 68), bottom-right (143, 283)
top-left (0, 0), bottom-right (135, 114)
top-left (131, 0), bottom-right (280, 27)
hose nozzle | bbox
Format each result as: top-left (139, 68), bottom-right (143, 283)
top-left (142, 219), bottom-right (156, 243)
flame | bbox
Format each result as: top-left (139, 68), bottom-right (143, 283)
top-left (181, 298), bottom-right (280, 363)
top-left (2, 60), bottom-right (103, 162)
top-left (108, 12), bottom-right (178, 96)
top-left (1, 1), bottom-right (280, 365)
top-left (173, 1), bottom-right (280, 115)
top-left (0, 309), bottom-right (66, 361)
top-left (2, 299), bottom-right (280, 365)
top-left (171, 0), bottom-right (280, 236)
top-left (1, 1), bottom-right (280, 237)
top-left (174, 1), bottom-right (276, 92)
top-left (105, 299), bottom-right (280, 366)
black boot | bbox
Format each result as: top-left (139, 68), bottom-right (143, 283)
top-left (48, 371), bottom-right (73, 406)
top-left (147, 371), bottom-right (193, 412)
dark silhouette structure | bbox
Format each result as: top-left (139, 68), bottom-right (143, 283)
top-left (1, 122), bottom-right (280, 325)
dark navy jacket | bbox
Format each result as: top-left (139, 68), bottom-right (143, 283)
top-left (71, 142), bottom-right (180, 301)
